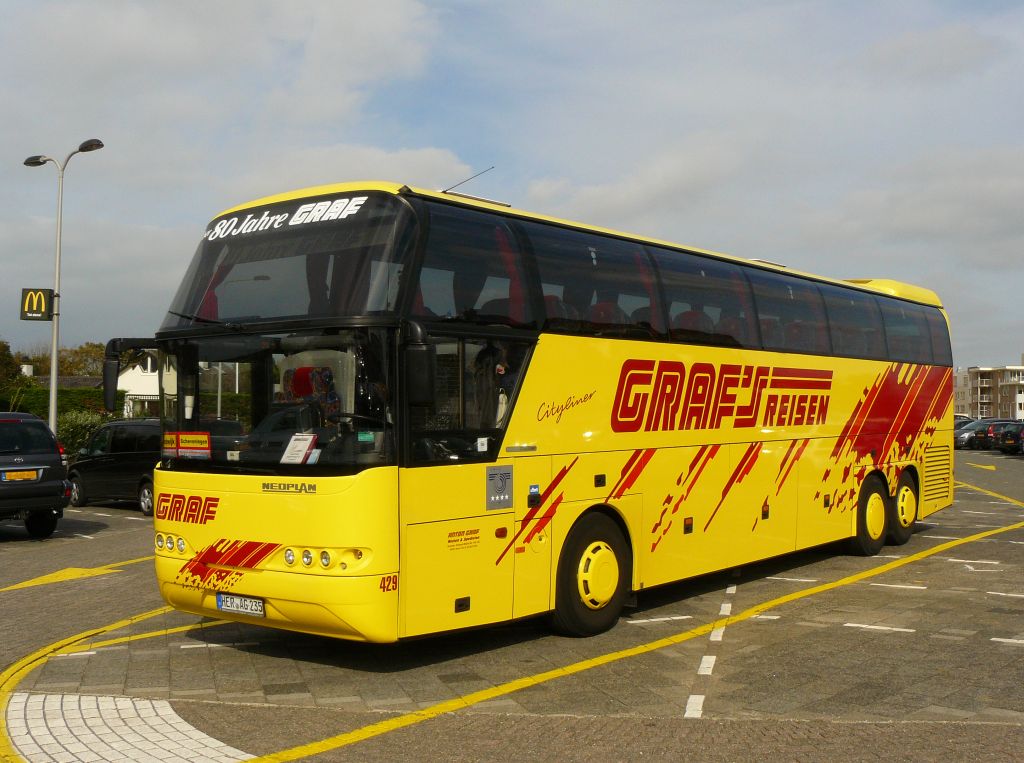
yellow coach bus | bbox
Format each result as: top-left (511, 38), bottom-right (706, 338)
top-left (121, 181), bottom-right (953, 642)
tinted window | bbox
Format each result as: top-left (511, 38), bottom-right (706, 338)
top-left (111, 427), bottom-right (138, 454)
top-left (819, 284), bottom-right (887, 360)
top-left (879, 300), bottom-right (932, 363)
top-left (747, 270), bottom-right (830, 354)
top-left (409, 337), bottom-right (531, 463)
top-left (162, 192), bottom-right (413, 329)
top-left (523, 222), bottom-right (661, 337)
top-left (652, 248), bottom-right (758, 347)
top-left (138, 429), bottom-right (162, 452)
top-left (924, 308), bottom-right (953, 366)
top-left (0, 421), bottom-right (57, 455)
top-left (415, 204), bottom-right (534, 328)
top-left (88, 428), bottom-right (113, 456)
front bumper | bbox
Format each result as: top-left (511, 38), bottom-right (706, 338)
top-left (155, 554), bottom-right (399, 642)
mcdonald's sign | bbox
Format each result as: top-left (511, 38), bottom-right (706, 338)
top-left (20, 288), bottom-right (53, 321)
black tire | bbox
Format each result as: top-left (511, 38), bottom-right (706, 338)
top-left (887, 471), bottom-right (918, 546)
top-left (69, 475), bottom-right (87, 507)
top-left (138, 480), bottom-right (154, 516)
top-left (24, 510), bottom-right (58, 540)
top-left (850, 475), bottom-right (889, 556)
top-left (551, 512), bottom-right (631, 637)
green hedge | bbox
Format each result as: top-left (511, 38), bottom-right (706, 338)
top-left (58, 409), bottom-right (115, 455)
top-left (0, 387), bottom-right (125, 420)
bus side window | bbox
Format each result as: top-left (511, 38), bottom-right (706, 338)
top-left (879, 300), bottom-right (933, 364)
top-left (819, 284), bottom-right (886, 360)
top-left (924, 308), bottom-right (953, 365)
top-left (415, 204), bottom-right (533, 327)
top-left (747, 269), bottom-right (830, 355)
top-left (409, 337), bottom-right (531, 463)
top-left (652, 247), bottom-right (757, 348)
top-left (523, 222), bottom-right (663, 337)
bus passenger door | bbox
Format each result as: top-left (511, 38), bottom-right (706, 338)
top-left (508, 456), bottom-right (552, 620)
top-left (398, 464), bottom-right (514, 638)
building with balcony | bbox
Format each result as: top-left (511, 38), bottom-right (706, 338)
top-left (954, 355), bottom-right (1024, 419)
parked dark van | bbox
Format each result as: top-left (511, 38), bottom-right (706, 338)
top-left (69, 419), bottom-right (161, 515)
top-left (0, 412), bottom-right (70, 538)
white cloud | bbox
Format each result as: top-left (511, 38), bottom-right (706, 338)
top-left (2, 0), bottom-right (1023, 370)
top-left (859, 23), bottom-right (1011, 84)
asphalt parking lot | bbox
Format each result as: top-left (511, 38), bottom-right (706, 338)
top-left (1, 449), bottom-right (1022, 762)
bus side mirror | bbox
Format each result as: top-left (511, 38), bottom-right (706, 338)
top-left (102, 337), bottom-right (156, 413)
top-left (404, 322), bottom-right (435, 407)
top-left (103, 357), bottom-right (120, 412)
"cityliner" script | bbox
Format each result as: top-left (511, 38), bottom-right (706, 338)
top-left (611, 359), bottom-right (832, 433)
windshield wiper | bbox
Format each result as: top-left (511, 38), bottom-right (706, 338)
top-left (166, 310), bottom-right (245, 331)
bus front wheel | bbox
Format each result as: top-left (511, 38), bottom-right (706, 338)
top-left (887, 472), bottom-right (918, 546)
top-left (850, 475), bottom-right (889, 556)
top-left (551, 513), bottom-right (631, 637)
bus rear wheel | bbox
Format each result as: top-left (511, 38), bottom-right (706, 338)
top-left (850, 475), bottom-right (889, 556)
top-left (551, 513), bottom-right (631, 637)
top-left (887, 472), bottom-right (918, 546)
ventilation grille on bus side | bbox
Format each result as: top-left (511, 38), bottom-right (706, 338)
top-left (922, 446), bottom-right (952, 503)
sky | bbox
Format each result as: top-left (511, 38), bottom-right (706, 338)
top-left (2, 0), bottom-right (1022, 368)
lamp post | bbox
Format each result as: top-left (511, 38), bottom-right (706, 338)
top-left (24, 138), bottom-right (104, 436)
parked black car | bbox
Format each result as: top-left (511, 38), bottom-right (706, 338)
top-left (997, 421), bottom-right (1024, 454)
top-left (954, 419), bottom-right (990, 449)
top-left (0, 412), bottom-right (70, 538)
top-left (974, 419), bottom-right (1015, 451)
top-left (69, 418), bottom-right (161, 515)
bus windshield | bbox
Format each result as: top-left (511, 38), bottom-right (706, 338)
top-left (160, 192), bottom-right (415, 331)
top-left (159, 328), bottom-right (393, 475)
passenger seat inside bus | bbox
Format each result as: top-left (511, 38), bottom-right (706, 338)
top-left (715, 315), bottom-right (749, 345)
top-left (588, 301), bottom-right (630, 325)
top-left (672, 309), bottom-right (715, 334)
top-left (759, 317), bottom-right (783, 348)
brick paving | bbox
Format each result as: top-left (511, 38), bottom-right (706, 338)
top-left (1, 455), bottom-right (1021, 762)
top-left (5, 692), bottom-right (251, 762)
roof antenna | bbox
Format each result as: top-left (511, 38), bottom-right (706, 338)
top-left (439, 166), bottom-right (509, 207)
top-left (442, 166), bottom-right (495, 193)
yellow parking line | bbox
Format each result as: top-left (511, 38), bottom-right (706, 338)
top-left (0, 607), bottom-right (234, 760)
top-left (0, 606), bottom-right (172, 761)
top-left (0, 555), bottom-right (154, 593)
top-left (250, 485), bottom-right (1024, 763)
top-left (3, 483), bottom-right (1021, 761)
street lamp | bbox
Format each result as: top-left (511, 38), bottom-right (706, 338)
top-left (24, 138), bottom-right (104, 436)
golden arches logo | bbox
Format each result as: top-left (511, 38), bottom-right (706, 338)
top-left (20, 288), bottom-right (53, 321)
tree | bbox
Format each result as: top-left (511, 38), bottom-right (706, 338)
top-left (16, 340), bottom-right (108, 377)
top-left (0, 339), bottom-right (21, 386)
top-left (60, 342), bottom-right (107, 376)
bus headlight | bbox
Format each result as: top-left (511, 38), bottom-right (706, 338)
top-left (320, 551), bottom-right (331, 568)
top-left (177, 538), bottom-right (186, 553)
top-left (302, 549), bottom-right (313, 566)
top-left (284, 548), bottom-right (295, 565)
top-left (156, 535), bottom-right (164, 550)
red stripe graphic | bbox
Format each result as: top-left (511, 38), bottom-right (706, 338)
top-left (495, 457), bottom-right (578, 565)
top-left (770, 368), bottom-right (834, 390)
top-left (606, 448), bottom-right (657, 500)
top-left (177, 539), bottom-right (280, 592)
top-left (704, 443), bottom-right (761, 531)
top-left (651, 444), bottom-right (724, 553)
top-left (523, 494), bottom-right (562, 545)
top-left (680, 444), bottom-right (720, 500)
top-left (776, 438), bottom-right (810, 495)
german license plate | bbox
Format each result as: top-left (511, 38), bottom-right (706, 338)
top-left (2, 470), bottom-right (37, 481)
top-left (216, 592), bottom-right (265, 617)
